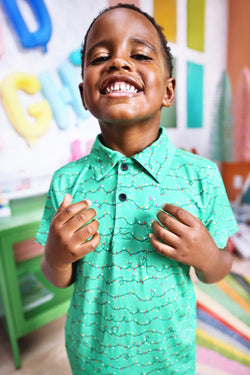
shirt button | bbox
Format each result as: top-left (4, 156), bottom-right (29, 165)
top-left (119, 193), bottom-right (127, 202)
top-left (121, 163), bottom-right (128, 171)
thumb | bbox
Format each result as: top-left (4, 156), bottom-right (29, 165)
top-left (58, 194), bottom-right (72, 213)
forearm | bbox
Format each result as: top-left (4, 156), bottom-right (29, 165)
top-left (195, 246), bottom-right (233, 284)
top-left (41, 256), bottom-right (74, 288)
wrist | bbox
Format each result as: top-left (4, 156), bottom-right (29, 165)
top-left (41, 257), bottom-right (73, 288)
top-left (195, 246), bottom-right (233, 284)
top-left (43, 250), bottom-right (72, 272)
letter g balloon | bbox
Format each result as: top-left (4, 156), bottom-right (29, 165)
top-left (0, 72), bottom-right (52, 146)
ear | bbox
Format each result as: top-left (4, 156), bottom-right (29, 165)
top-left (79, 82), bottom-right (87, 110)
top-left (162, 77), bottom-right (176, 108)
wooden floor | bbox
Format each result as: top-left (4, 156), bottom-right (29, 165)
top-left (1, 256), bottom-right (249, 374)
top-left (0, 315), bottom-right (71, 375)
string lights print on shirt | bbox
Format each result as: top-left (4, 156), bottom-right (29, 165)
top-left (154, 0), bottom-right (206, 129)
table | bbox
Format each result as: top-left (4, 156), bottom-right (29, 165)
top-left (0, 195), bottom-right (73, 369)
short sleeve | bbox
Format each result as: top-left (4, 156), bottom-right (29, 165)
top-left (202, 165), bottom-right (238, 249)
top-left (36, 173), bottom-right (61, 246)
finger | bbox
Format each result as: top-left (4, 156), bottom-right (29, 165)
top-left (151, 219), bottom-right (179, 248)
top-left (66, 208), bottom-right (97, 231)
top-left (74, 219), bottom-right (99, 243)
top-left (161, 204), bottom-right (196, 227)
top-left (57, 199), bottom-right (92, 224)
top-left (156, 210), bottom-right (185, 237)
top-left (149, 233), bottom-right (177, 259)
top-left (77, 232), bottom-right (101, 257)
top-left (57, 194), bottom-right (72, 213)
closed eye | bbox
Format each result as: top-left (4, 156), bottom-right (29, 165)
top-left (132, 54), bottom-right (152, 61)
top-left (90, 55), bottom-right (110, 65)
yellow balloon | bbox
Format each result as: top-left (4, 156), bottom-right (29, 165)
top-left (0, 72), bottom-right (52, 146)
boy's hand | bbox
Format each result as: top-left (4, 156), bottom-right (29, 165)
top-left (44, 194), bottom-right (100, 272)
top-left (150, 204), bottom-right (231, 282)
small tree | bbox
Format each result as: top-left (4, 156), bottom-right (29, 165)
top-left (210, 71), bottom-right (234, 162)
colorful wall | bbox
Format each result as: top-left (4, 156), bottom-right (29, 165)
top-left (0, 0), bottom-right (229, 199)
top-left (221, 0), bottom-right (250, 202)
top-left (227, 0), bottom-right (250, 96)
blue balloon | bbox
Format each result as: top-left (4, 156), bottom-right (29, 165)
top-left (39, 70), bottom-right (70, 130)
top-left (0, 0), bottom-right (52, 52)
top-left (39, 61), bottom-right (89, 130)
top-left (58, 61), bottom-right (89, 123)
top-left (69, 49), bottom-right (81, 66)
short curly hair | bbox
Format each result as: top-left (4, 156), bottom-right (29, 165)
top-left (80, 3), bottom-right (174, 77)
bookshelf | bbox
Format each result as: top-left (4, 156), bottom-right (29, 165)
top-left (0, 195), bottom-right (73, 369)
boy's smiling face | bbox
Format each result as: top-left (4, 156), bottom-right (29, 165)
top-left (80, 8), bottom-right (175, 129)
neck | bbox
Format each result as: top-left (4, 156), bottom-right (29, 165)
top-left (99, 122), bottom-right (160, 157)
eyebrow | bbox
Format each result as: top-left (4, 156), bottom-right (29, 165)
top-left (85, 40), bottom-right (110, 60)
top-left (129, 36), bottom-right (157, 54)
top-left (85, 36), bottom-right (157, 60)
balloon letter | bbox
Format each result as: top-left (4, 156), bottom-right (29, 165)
top-left (0, 0), bottom-right (52, 52)
top-left (0, 72), bottom-right (52, 146)
top-left (39, 70), bottom-right (70, 130)
top-left (58, 61), bottom-right (89, 123)
top-left (39, 61), bottom-right (89, 130)
top-left (69, 49), bottom-right (81, 66)
top-left (0, 22), bottom-right (4, 57)
top-left (70, 139), bottom-right (83, 162)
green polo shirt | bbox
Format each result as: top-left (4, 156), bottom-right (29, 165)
top-left (37, 127), bottom-right (238, 374)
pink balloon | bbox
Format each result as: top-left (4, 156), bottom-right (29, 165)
top-left (70, 139), bottom-right (83, 162)
top-left (0, 136), bottom-right (5, 150)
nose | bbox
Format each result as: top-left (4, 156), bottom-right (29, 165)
top-left (105, 55), bottom-right (132, 72)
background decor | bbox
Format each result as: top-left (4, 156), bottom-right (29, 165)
top-left (153, 0), bottom-right (177, 43)
top-left (0, 72), bottom-right (52, 146)
top-left (196, 272), bottom-right (250, 374)
top-left (0, 0), bottom-right (231, 200)
top-left (0, 0), bottom-right (52, 52)
top-left (187, 0), bottom-right (206, 52)
top-left (209, 71), bottom-right (234, 162)
top-left (234, 67), bottom-right (250, 163)
top-left (187, 62), bottom-right (203, 128)
top-left (160, 58), bottom-right (177, 128)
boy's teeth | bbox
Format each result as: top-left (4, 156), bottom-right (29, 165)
top-left (105, 82), bottom-right (138, 93)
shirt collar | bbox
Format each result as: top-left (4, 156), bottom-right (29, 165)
top-left (89, 127), bottom-right (176, 183)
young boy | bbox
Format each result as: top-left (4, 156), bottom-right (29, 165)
top-left (37, 4), bottom-right (238, 374)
